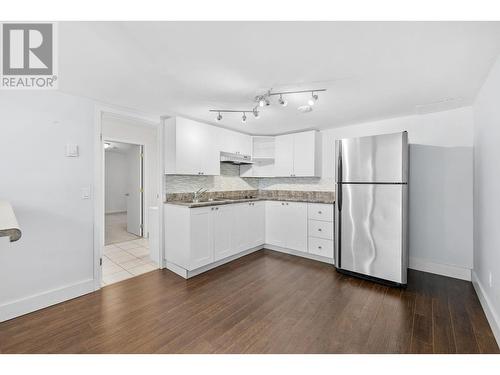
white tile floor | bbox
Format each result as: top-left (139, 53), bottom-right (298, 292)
top-left (105, 212), bottom-right (140, 245)
top-left (102, 238), bottom-right (157, 286)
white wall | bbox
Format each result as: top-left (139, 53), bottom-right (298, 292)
top-left (473, 53), bottom-right (500, 343)
top-left (105, 150), bottom-right (128, 213)
top-left (101, 114), bottom-right (159, 236)
top-left (0, 91), bottom-right (95, 321)
top-left (320, 107), bottom-right (474, 280)
top-left (320, 107), bottom-right (474, 179)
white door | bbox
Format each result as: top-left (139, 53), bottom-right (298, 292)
top-left (176, 118), bottom-right (205, 175)
top-left (126, 144), bottom-right (143, 236)
top-left (200, 123), bottom-right (221, 175)
top-left (265, 201), bottom-right (286, 247)
top-left (213, 205), bottom-right (234, 261)
top-left (232, 203), bottom-right (249, 253)
top-left (274, 134), bottom-right (294, 177)
top-left (248, 201), bottom-right (265, 247)
top-left (285, 202), bottom-right (308, 252)
top-left (293, 131), bottom-right (316, 177)
top-left (190, 207), bottom-right (214, 270)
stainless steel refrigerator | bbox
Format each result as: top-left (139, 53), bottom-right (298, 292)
top-left (334, 131), bottom-right (409, 286)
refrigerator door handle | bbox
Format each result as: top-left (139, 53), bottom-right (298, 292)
top-left (336, 140), bottom-right (343, 184)
top-left (336, 183), bottom-right (342, 268)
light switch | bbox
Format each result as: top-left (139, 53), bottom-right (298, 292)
top-left (66, 144), bottom-right (79, 157)
top-left (81, 187), bottom-right (90, 200)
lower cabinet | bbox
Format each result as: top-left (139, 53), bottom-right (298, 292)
top-left (190, 207), bottom-right (215, 269)
top-left (165, 200), bottom-right (334, 275)
top-left (213, 205), bottom-right (234, 262)
top-left (165, 202), bottom-right (265, 271)
top-left (265, 201), bottom-right (308, 252)
top-left (232, 201), bottom-right (265, 254)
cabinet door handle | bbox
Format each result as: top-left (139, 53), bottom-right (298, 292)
top-left (318, 211), bottom-right (322, 214)
top-left (318, 228), bottom-right (322, 232)
top-left (215, 207), bottom-right (219, 210)
top-left (318, 246), bottom-right (322, 249)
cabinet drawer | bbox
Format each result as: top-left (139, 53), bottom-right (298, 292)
top-left (308, 203), bottom-right (334, 222)
top-left (308, 219), bottom-right (334, 240)
top-left (308, 237), bottom-right (334, 258)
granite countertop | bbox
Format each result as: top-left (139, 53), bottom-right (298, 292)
top-left (165, 190), bottom-right (335, 208)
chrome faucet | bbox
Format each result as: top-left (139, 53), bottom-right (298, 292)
top-left (193, 188), bottom-right (209, 203)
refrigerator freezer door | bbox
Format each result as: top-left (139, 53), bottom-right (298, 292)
top-left (335, 132), bottom-right (408, 183)
top-left (335, 183), bottom-right (407, 283)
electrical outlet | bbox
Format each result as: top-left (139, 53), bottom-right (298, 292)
top-left (489, 272), bottom-right (493, 288)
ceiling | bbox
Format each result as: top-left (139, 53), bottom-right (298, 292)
top-left (59, 22), bottom-right (500, 135)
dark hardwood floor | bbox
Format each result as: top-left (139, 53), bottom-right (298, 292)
top-left (0, 249), bottom-right (498, 354)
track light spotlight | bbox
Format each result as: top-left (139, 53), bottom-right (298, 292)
top-left (279, 94), bottom-right (288, 107)
top-left (210, 88), bottom-right (325, 123)
top-left (308, 92), bottom-right (319, 106)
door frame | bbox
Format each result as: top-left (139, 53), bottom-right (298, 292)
top-left (93, 105), bottom-right (162, 290)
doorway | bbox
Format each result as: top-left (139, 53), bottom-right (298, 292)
top-left (102, 139), bottom-right (157, 286)
top-left (94, 110), bottom-right (162, 289)
top-left (104, 141), bottom-right (143, 244)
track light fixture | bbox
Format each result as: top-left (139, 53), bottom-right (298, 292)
top-left (253, 108), bottom-right (260, 119)
top-left (209, 88), bottom-right (326, 123)
top-left (308, 92), bottom-right (319, 106)
top-left (278, 94), bottom-right (288, 107)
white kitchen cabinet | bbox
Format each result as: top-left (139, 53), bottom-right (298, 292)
top-left (189, 207), bottom-right (215, 269)
top-left (233, 201), bottom-right (265, 252)
top-left (308, 237), bottom-right (334, 258)
top-left (274, 130), bottom-right (321, 177)
top-left (218, 127), bottom-right (252, 156)
top-left (293, 131), bottom-right (319, 176)
top-left (232, 203), bottom-right (249, 253)
top-left (285, 202), bottom-right (308, 252)
top-left (265, 201), bottom-right (308, 252)
top-left (213, 205), bottom-right (234, 262)
top-left (247, 201), bottom-right (265, 248)
top-left (164, 117), bottom-right (220, 175)
top-left (265, 201), bottom-right (287, 247)
top-left (165, 201), bottom-right (265, 273)
top-left (274, 134), bottom-right (295, 177)
top-left (307, 203), bottom-right (335, 260)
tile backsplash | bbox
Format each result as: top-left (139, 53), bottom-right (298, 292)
top-left (165, 163), bottom-right (259, 193)
top-left (165, 163), bottom-right (334, 194)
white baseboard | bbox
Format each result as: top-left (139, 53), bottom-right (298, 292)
top-left (165, 261), bottom-right (188, 278)
top-left (265, 244), bottom-right (335, 265)
top-left (0, 279), bottom-right (95, 323)
top-left (409, 257), bottom-right (471, 281)
top-left (472, 271), bottom-right (500, 346)
top-left (105, 210), bottom-right (126, 215)
top-left (166, 245), bottom-right (264, 279)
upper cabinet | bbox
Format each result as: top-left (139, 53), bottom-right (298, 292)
top-left (164, 116), bottom-right (320, 178)
top-left (165, 117), bottom-right (252, 176)
top-left (218, 128), bottom-right (252, 156)
top-left (291, 131), bottom-right (321, 177)
top-left (165, 117), bottom-right (221, 175)
top-left (271, 130), bottom-right (321, 177)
